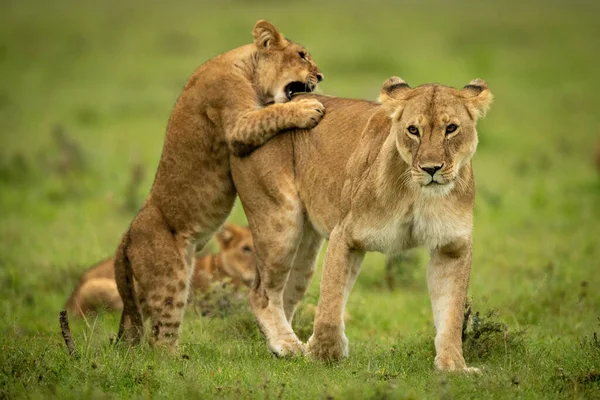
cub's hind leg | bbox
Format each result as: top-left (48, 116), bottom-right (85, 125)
top-left (282, 221), bottom-right (323, 324)
top-left (115, 232), bottom-right (144, 345)
top-left (124, 203), bottom-right (195, 349)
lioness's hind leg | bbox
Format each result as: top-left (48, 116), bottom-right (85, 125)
top-left (283, 221), bottom-right (323, 324)
top-left (246, 202), bottom-right (305, 357)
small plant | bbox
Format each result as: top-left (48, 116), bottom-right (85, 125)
top-left (462, 300), bottom-right (524, 362)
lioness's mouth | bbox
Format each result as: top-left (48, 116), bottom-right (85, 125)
top-left (285, 81), bottom-right (315, 100)
top-left (424, 180), bottom-right (449, 187)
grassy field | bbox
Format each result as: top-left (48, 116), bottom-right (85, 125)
top-left (1, 0), bottom-right (600, 398)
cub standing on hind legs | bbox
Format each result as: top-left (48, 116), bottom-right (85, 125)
top-left (115, 20), bottom-right (325, 349)
top-left (231, 77), bottom-right (492, 372)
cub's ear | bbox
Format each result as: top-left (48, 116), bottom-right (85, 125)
top-left (378, 76), bottom-right (411, 117)
top-left (215, 224), bottom-right (235, 250)
top-left (462, 78), bottom-right (493, 119)
top-left (253, 20), bottom-right (284, 49)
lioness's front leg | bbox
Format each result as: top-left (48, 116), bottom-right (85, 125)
top-left (427, 238), bottom-right (479, 373)
top-left (307, 226), bottom-right (365, 361)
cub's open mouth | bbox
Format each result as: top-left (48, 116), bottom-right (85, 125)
top-left (285, 81), bottom-right (315, 100)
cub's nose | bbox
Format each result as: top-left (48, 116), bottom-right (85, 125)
top-left (420, 164), bottom-right (443, 177)
top-left (316, 73), bottom-right (324, 82)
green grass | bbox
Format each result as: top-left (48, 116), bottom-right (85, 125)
top-left (1, 0), bottom-right (600, 398)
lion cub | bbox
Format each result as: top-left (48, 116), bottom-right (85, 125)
top-left (231, 78), bottom-right (492, 372)
top-left (66, 225), bottom-right (255, 318)
top-left (114, 20), bottom-right (325, 348)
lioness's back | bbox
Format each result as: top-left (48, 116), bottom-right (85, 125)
top-left (289, 95), bottom-right (381, 232)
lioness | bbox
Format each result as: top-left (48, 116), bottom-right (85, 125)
top-left (115, 20), bottom-right (324, 347)
top-left (66, 225), bottom-right (255, 317)
top-left (231, 78), bottom-right (492, 372)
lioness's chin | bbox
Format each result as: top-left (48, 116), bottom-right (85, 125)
top-left (419, 181), bottom-right (455, 197)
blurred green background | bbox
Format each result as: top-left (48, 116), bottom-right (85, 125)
top-left (1, 0), bottom-right (599, 398)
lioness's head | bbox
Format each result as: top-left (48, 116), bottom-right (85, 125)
top-left (215, 224), bottom-right (256, 287)
top-left (252, 20), bottom-right (323, 104)
top-left (379, 77), bottom-right (493, 196)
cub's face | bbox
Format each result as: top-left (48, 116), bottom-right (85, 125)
top-left (380, 78), bottom-right (493, 196)
top-left (215, 224), bottom-right (256, 287)
top-left (253, 20), bottom-right (323, 104)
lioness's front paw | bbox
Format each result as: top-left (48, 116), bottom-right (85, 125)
top-left (435, 354), bottom-right (479, 374)
top-left (268, 335), bottom-right (305, 358)
top-left (306, 329), bottom-right (348, 362)
top-left (293, 99), bottom-right (325, 129)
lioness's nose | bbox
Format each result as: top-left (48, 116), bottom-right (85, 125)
top-left (420, 164), bottom-right (443, 177)
top-left (316, 73), bottom-right (324, 82)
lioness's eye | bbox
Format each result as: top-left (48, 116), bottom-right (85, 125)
top-left (407, 125), bottom-right (419, 136)
top-left (298, 51), bottom-right (306, 59)
top-left (445, 124), bottom-right (458, 135)
top-left (242, 245), bottom-right (253, 253)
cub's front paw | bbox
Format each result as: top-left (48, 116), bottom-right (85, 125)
top-left (306, 328), bottom-right (348, 362)
top-left (292, 99), bottom-right (325, 129)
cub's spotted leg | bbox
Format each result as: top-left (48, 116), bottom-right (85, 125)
top-left (126, 204), bottom-right (195, 350)
top-left (427, 238), bottom-right (479, 373)
top-left (307, 226), bottom-right (365, 361)
top-left (115, 233), bottom-right (144, 345)
top-left (282, 220), bottom-right (324, 323)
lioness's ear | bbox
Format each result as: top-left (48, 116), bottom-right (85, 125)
top-left (253, 20), bottom-right (284, 49)
top-left (379, 76), bottom-right (411, 117)
top-left (462, 78), bottom-right (493, 119)
top-left (216, 224), bottom-right (234, 250)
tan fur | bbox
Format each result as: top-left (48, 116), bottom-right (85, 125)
top-left (231, 78), bottom-right (492, 372)
top-left (114, 20), bottom-right (324, 348)
top-left (67, 225), bottom-right (255, 317)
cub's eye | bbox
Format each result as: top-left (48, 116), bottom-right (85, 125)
top-left (407, 125), bottom-right (419, 136)
top-left (445, 124), bottom-right (458, 135)
top-left (298, 51), bottom-right (306, 59)
top-left (242, 245), bottom-right (253, 253)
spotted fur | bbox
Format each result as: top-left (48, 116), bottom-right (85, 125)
top-left (66, 225), bottom-right (255, 318)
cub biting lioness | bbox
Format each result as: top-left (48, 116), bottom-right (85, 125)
top-left (114, 20), bottom-right (324, 348)
top-left (231, 78), bottom-right (492, 372)
top-left (66, 225), bottom-right (255, 317)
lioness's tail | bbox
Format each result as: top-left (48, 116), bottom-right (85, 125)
top-left (115, 230), bottom-right (144, 344)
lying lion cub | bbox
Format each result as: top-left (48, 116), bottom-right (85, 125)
top-left (231, 78), bottom-right (492, 372)
top-left (114, 20), bottom-right (325, 348)
top-left (66, 225), bottom-right (255, 317)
